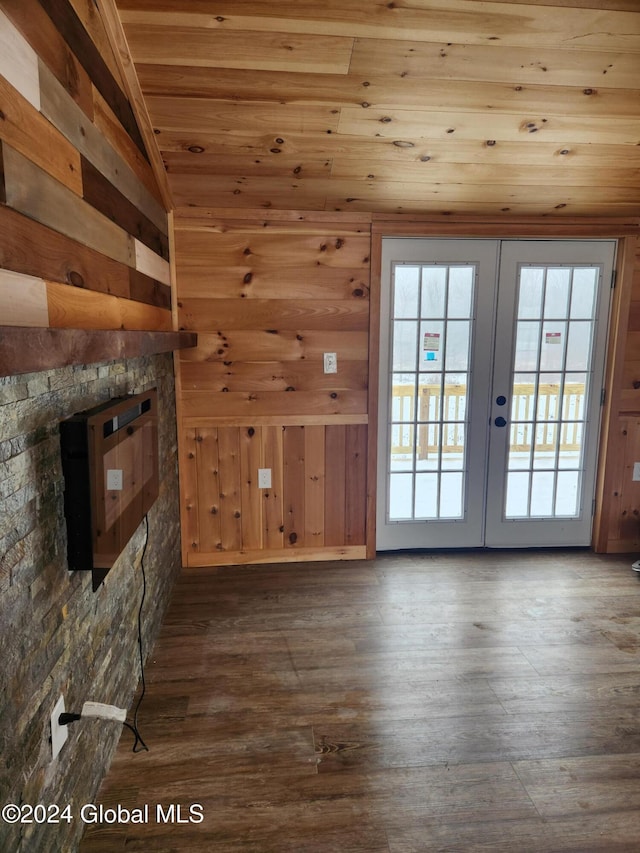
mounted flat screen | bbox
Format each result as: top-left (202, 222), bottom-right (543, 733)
top-left (60, 389), bottom-right (159, 590)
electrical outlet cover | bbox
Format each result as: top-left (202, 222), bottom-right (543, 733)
top-left (51, 694), bottom-right (68, 761)
top-left (323, 352), bottom-right (337, 374)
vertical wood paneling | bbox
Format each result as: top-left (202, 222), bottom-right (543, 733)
top-left (196, 429), bottom-right (221, 554)
top-left (325, 425), bottom-right (347, 547)
top-left (263, 425), bottom-right (285, 550)
top-left (345, 424), bottom-right (368, 546)
top-left (218, 427), bottom-right (242, 552)
top-left (609, 418), bottom-right (640, 547)
top-left (304, 425), bottom-right (325, 549)
top-left (181, 428), bottom-right (200, 557)
top-left (240, 426), bottom-right (263, 551)
top-left (283, 426), bottom-right (306, 548)
top-left (593, 237), bottom-right (640, 552)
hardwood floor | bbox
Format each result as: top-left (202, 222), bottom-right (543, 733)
top-left (80, 550), bottom-right (640, 852)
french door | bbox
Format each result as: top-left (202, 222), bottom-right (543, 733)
top-left (377, 238), bottom-right (616, 550)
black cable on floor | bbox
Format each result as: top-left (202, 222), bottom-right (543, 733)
top-left (127, 514), bottom-right (149, 753)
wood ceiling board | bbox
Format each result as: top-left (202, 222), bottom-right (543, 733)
top-left (135, 57), bottom-right (639, 104)
top-left (159, 134), bottom-right (640, 170)
top-left (337, 108), bottom-right (640, 146)
top-left (320, 178), bottom-right (640, 204)
top-left (147, 97), bottom-right (341, 135)
top-left (113, 0), bottom-right (640, 216)
top-left (123, 25), bottom-right (353, 74)
top-left (117, 1), bottom-right (639, 52)
top-left (487, 0), bottom-right (639, 11)
top-left (329, 160), bottom-right (640, 189)
top-left (326, 197), bottom-right (640, 217)
top-left (163, 152), bottom-right (332, 178)
top-left (134, 65), bottom-right (639, 121)
top-left (350, 39), bottom-right (640, 90)
top-left (166, 173), bottom-right (639, 215)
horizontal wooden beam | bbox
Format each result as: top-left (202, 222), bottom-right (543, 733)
top-left (0, 326), bottom-right (197, 376)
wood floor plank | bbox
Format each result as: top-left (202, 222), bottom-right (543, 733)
top-left (81, 550), bottom-right (640, 852)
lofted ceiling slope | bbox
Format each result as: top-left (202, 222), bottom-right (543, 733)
top-left (114, 0), bottom-right (640, 217)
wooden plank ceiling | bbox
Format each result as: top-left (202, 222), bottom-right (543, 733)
top-left (115, 0), bottom-right (640, 217)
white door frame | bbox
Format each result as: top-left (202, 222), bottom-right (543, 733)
top-left (376, 237), bottom-right (616, 551)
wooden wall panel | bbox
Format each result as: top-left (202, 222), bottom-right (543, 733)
top-left (3, 143), bottom-right (134, 266)
top-left (262, 425), bottom-right (284, 550)
top-left (283, 426), bottom-right (306, 548)
top-left (239, 427), bottom-right (263, 551)
top-left (0, 5), bottom-right (42, 110)
top-left (4, 0), bottom-right (95, 114)
top-left (37, 0), bottom-right (148, 156)
top-left (182, 423), bottom-right (368, 566)
top-left (0, 74), bottom-right (83, 195)
top-left (175, 209), bottom-right (372, 565)
top-left (0, 270), bottom-right (49, 327)
top-left (0, 0), bottom-right (171, 336)
top-left (324, 425), bottom-right (347, 548)
top-left (196, 429), bottom-right (222, 554)
top-left (304, 425), bottom-right (325, 549)
top-left (39, 61), bottom-right (167, 232)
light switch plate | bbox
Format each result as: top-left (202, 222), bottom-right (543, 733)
top-left (258, 468), bottom-right (272, 489)
top-left (633, 462), bottom-right (640, 482)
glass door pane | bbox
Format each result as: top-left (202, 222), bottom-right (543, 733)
top-left (378, 238), bottom-right (498, 550)
top-left (486, 240), bottom-right (615, 547)
top-left (389, 263), bottom-right (473, 521)
top-left (505, 265), bottom-right (597, 518)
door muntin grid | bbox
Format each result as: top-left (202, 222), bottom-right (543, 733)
top-left (388, 262), bottom-right (475, 521)
top-left (504, 263), bottom-right (600, 519)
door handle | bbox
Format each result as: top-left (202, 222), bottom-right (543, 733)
top-left (494, 416), bottom-right (507, 427)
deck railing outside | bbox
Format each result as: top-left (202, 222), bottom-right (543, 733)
top-left (391, 382), bottom-right (585, 459)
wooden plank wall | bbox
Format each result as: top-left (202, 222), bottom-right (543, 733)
top-left (174, 209), bottom-right (640, 561)
top-left (0, 0), bottom-right (171, 332)
top-left (595, 235), bottom-right (640, 552)
top-left (174, 209), bottom-right (372, 565)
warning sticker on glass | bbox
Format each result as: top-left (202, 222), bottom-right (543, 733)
top-left (423, 332), bottom-right (440, 361)
top-left (545, 332), bottom-right (562, 345)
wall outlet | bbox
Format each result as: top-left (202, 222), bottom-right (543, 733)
top-left (50, 694), bottom-right (68, 761)
top-left (106, 468), bottom-right (123, 490)
top-left (633, 462), bottom-right (640, 481)
top-left (258, 468), bottom-right (272, 489)
top-left (323, 352), bottom-right (337, 374)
